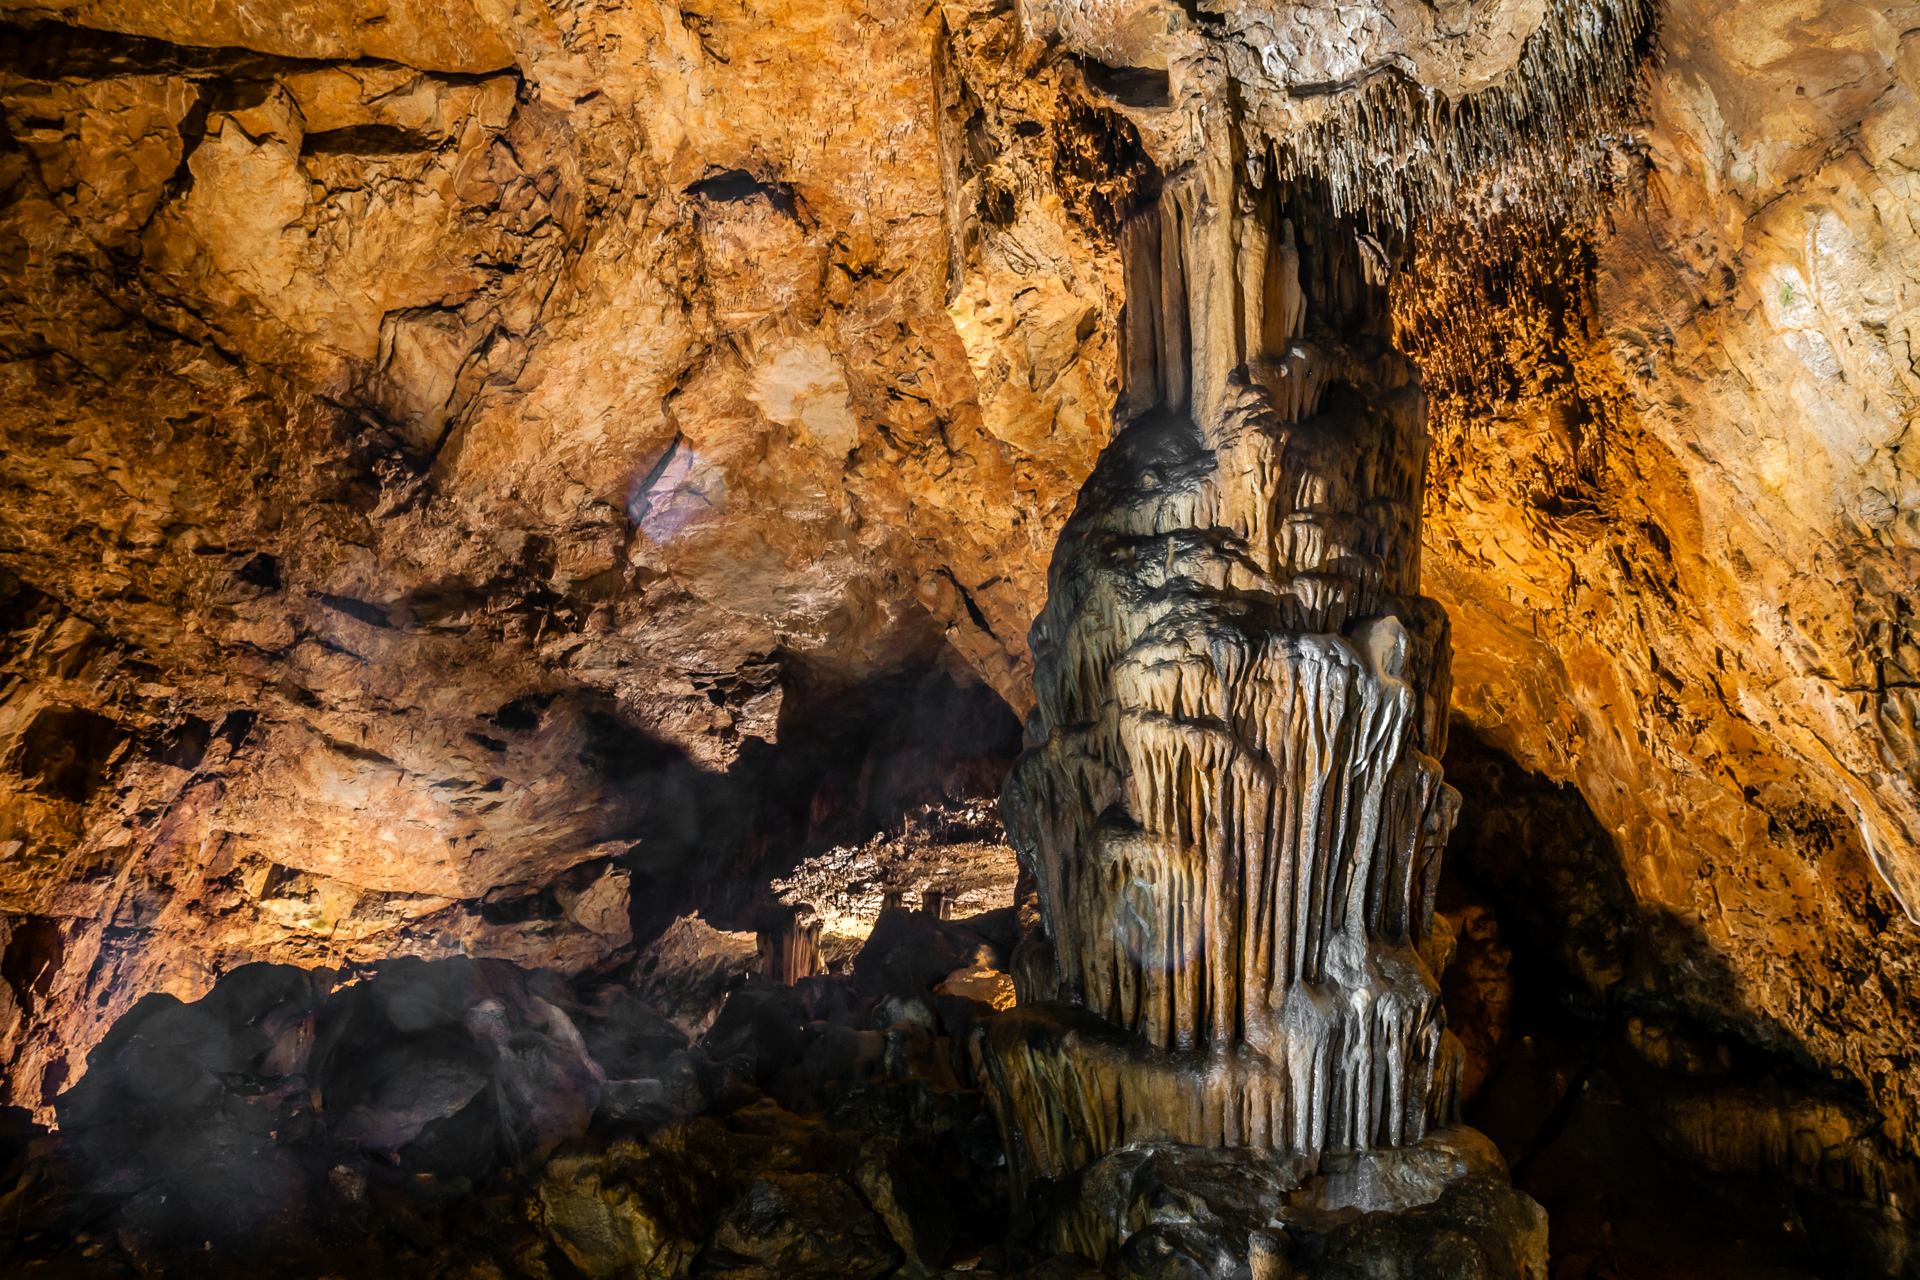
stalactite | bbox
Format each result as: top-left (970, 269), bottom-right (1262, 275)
top-left (1262, 0), bottom-right (1659, 225)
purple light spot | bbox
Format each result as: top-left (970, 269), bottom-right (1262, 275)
top-left (626, 440), bottom-right (727, 543)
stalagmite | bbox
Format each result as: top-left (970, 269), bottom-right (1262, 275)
top-left (760, 906), bottom-right (825, 984)
top-left (1270, 218), bottom-right (1305, 347)
top-left (972, 150), bottom-right (1470, 1252)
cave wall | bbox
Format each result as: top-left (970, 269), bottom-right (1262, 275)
top-left (1422, 0), bottom-right (1920, 1153)
top-left (1, 0), bottom-right (1918, 1173)
top-left (0, 0), bottom-right (1106, 1113)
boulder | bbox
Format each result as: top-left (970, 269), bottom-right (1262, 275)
top-left (573, 986), bottom-right (691, 1080)
top-left (311, 957), bottom-right (603, 1167)
top-left (852, 908), bottom-right (1001, 1003)
top-left (1311, 1175), bottom-right (1549, 1280)
top-left (535, 1136), bottom-right (721, 1279)
top-left (700, 978), bottom-right (810, 1087)
top-left (54, 962), bottom-right (328, 1247)
top-left (703, 1173), bottom-right (899, 1280)
top-left (854, 1136), bottom-right (956, 1279)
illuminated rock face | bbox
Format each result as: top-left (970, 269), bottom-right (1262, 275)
top-left (975, 157), bottom-right (1464, 1189)
top-left (4, 0), bottom-right (1920, 1214)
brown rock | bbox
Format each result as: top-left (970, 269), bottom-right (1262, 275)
top-left (853, 1136), bottom-right (956, 1280)
top-left (0, 0), bottom-right (1915, 1238)
top-left (1437, 902), bottom-right (1514, 1103)
top-left (1410, 0), bottom-right (1920, 1159)
top-left (535, 1138), bottom-right (717, 1280)
top-left (704, 1172), bottom-right (899, 1280)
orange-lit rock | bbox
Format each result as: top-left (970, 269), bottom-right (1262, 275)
top-left (0, 0), bottom-right (1080, 1114)
top-left (1414, 0), bottom-right (1920, 1158)
top-left (0, 0), bottom-right (1917, 1233)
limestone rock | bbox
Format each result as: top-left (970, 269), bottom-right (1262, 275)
top-left (3, 0), bottom-right (1920, 1270)
top-left (936, 951), bottom-right (1019, 1012)
top-left (1310, 1174), bottom-right (1549, 1280)
top-left (1030, 1129), bottom-right (1537, 1279)
top-left (854, 1135), bottom-right (958, 1279)
top-left (535, 1138), bottom-right (717, 1280)
top-left (634, 915), bottom-right (764, 1043)
top-left (0, 0), bottom-right (1070, 1110)
top-left (41, 957), bottom-right (616, 1255)
top-left (1407, 0), bottom-right (1920, 1163)
top-left (574, 986), bottom-right (693, 1082)
top-left (770, 801), bottom-right (1019, 969)
top-left (703, 1172), bottom-right (900, 1280)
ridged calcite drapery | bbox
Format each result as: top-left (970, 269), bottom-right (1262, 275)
top-left (974, 151), bottom-right (1463, 1190)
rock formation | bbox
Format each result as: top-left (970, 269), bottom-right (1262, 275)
top-left (1413, 0), bottom-right (1920, 1167)
top-left (956, 0), bottom-right (1655, 1258)
top-left (4, 0), bottom-right (1920, 1272)
top-left (975, 162), bottom-right (1464, 1191)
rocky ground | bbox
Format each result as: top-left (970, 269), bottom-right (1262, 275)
top-left (0, 891), bottom-right (1524, 1280)
top-left (0, 738), bottom-right (1911, 1278)
top-left (0, 920), bottom-right (1024, 1279)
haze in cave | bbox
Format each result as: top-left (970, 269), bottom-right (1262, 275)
top-left (2, 0), bottom-right (1920, 1276)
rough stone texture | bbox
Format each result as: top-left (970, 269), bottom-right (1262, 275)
top-left (705, 1172), bottom-right (900, 1280)
top-left (974, 153), bottom-right (1468, 1184)
top-left (961, 10), bottom-right (1594, 1247)
top-left (0, 923), bottom-right (1026, 1277)
top-left (1413, 0), bottom-right (1920, 1160)
top-left (0, 0), bottom-right (1918, 1238)
top-left (770, 798), bottom-right (1019, 968)
top-left (1026, 1128), bottom-right (1541, 1277)
top-left (0, 0), bottom-right (1066, 1115)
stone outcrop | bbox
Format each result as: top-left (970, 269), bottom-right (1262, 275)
top-left (770, 798), bottom-right (1018, 969)
top-left (1407, 0), bottom-right (1920, 1164)
top-left (0, 0), bottom-right (1052, 1112)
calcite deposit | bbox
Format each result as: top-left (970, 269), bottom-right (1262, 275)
top-left (976, 174), bottom-right (1464, 1190)
top-left (770, 799), bottom-right (1018, 970)
top-left (3, 0), bottom-right (1920, 1273)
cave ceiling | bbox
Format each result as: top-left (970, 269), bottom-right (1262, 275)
top-left (0, 0), bottom-right (1918, 1209)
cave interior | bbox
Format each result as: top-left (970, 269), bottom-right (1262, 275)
top-left (3, 0), bottom-right (1920, 1276)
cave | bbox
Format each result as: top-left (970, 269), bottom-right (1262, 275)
top-left (2, 0), bottom-right (1919, 1276)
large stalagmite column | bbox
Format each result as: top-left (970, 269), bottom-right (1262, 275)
top-left (973, 153), bottom-right (1464, 1203)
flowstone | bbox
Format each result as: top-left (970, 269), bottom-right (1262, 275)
top-left (971, 149), bottom-right (1543, 1269)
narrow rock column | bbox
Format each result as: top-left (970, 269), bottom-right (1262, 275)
top-left (760, 906), bottom-right (824, 985)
